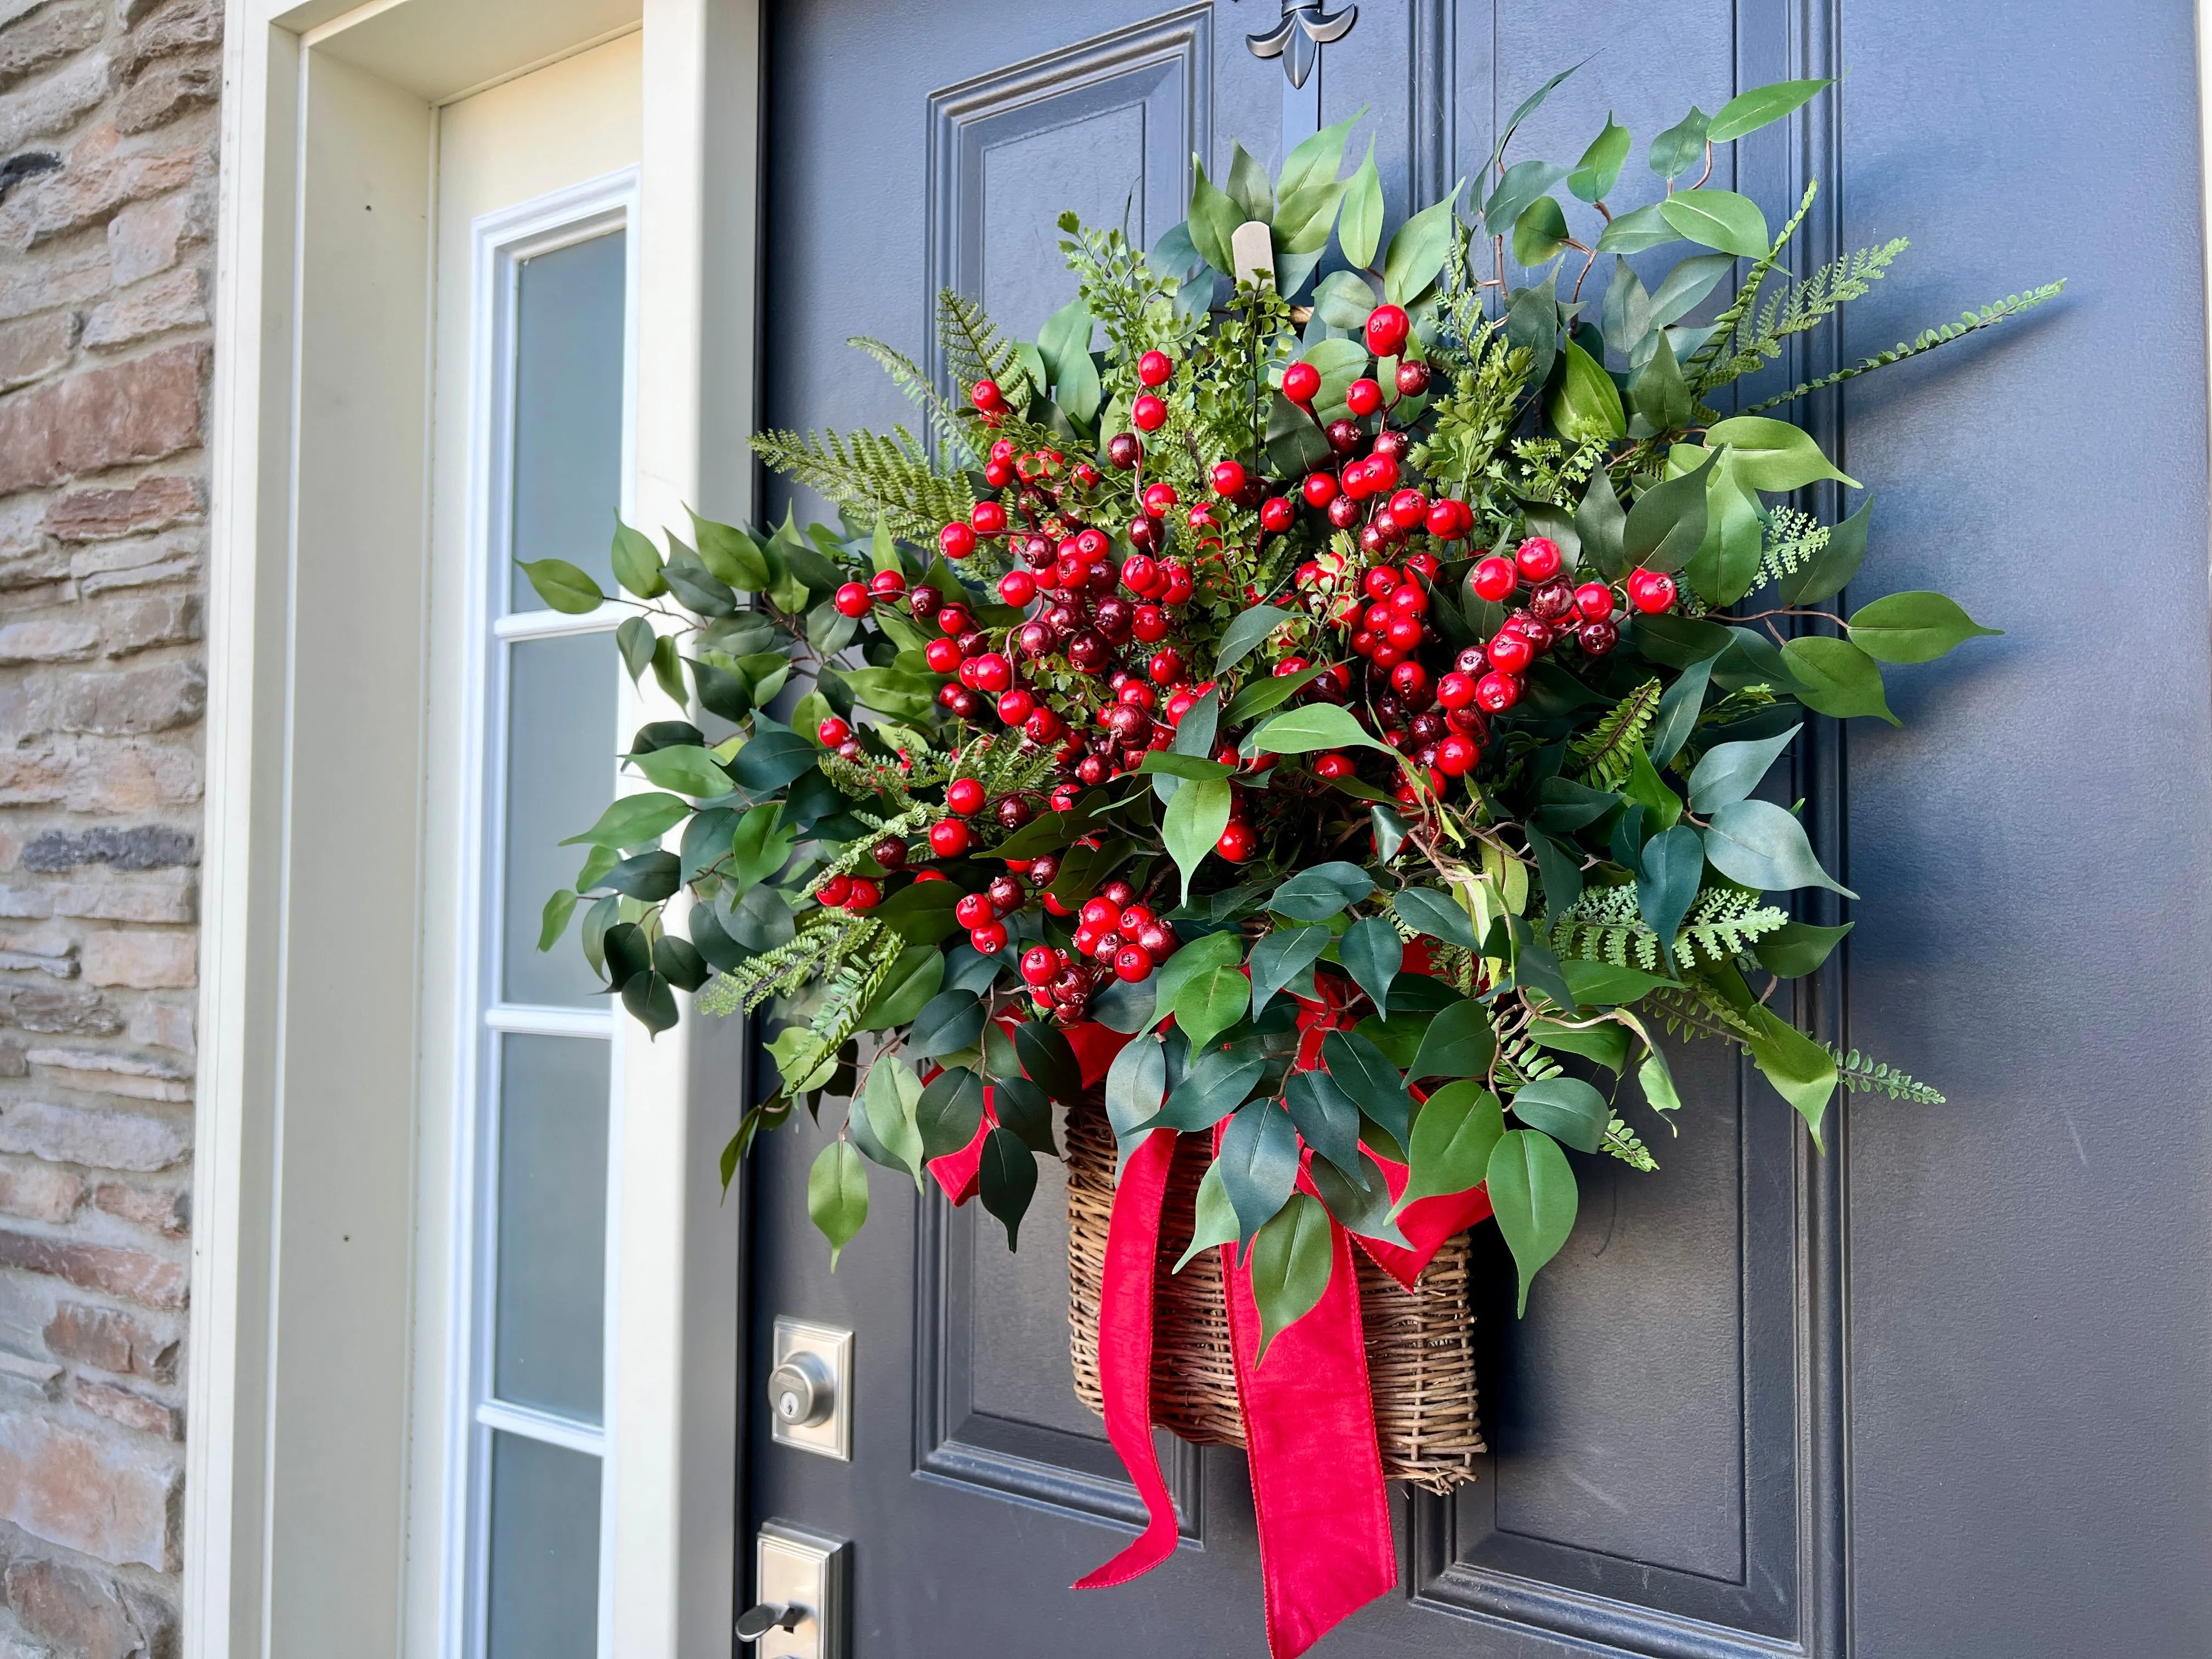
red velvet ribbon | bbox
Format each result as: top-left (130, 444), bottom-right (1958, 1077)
top-left (923, 972), bottom-right (1488, 1658)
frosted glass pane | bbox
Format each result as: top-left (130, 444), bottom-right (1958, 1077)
top-left (509, 231), bottom-right (625, 611)
top-left (493, 1034), bottom-right (608, 1421)
top-left (486, 1431), bottom-right (600, 1659)
top-left (502, 632), bottom-right (615, 1008)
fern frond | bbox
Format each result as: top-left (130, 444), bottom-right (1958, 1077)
top-left (1548, 883), bottom-right (1785, 972)
top-left (1757, 505), bottom-right (1829, 587)
top-left (1572, 679), bottom-right (1662, 787)
top-left (698, 911), bottom-right (876, 1018)
top-left (1639, 980), bottom-right (1764, 1045)
top-left (1700, 238), bottom-right (1910, 389)
top-left (1679, 887), bottom-right (1790, 965)
top-left (1683, 180), bottom-right (1819, 391)
top-left (1410, 321), bottom-right (1534, 495)
top-left (847, 335), bottom-right (980, 469)
top-left (1740, 281), bottom-right (2066, 414)
top-left (1601, 1114), bottom-right (1659, 1171)
top-left (1494, 1029), bottom-right (1564, 1092)
top-left (748, 426), bottom-right (973, 542)
top-left (1829, 1045), bottom-right (1946, 1103)
top-left (937, 289), bottom-right (1031, 416)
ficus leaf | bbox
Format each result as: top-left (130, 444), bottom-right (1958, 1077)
top-left (1163, 776), bottom-right (1234, 904)
top-left (1171, 951), bottom-right (1252, 1054)
top-left (1338, 916), bottom-right (1402, 1012)
top-left (1249, 924), bottom-right (1330, 1014)
top-left (1702, 798), bottom-right (1857, 896)
top-left (1282, 1068), bottom-right (1365, 1177)
top-left (1568, 115), bottom-right (1630, 202)
top-left (1395, 1080), bottom-right (1504, 1212)
top-left (915, 1065), bottom-right (986, 1161)
top-left (1658, 189), bottom-right (1767, 258)
top-left (1406, 998), bottom-right (1497, 1082)
top-left (1391, 886), bottom-right (1479, 950)
top-left (862, 1056), bottom-right (927, 1186)
top-left (1510, 1076), bottom-right (1610, 1153)
top-left (977, 1128), bottom-right (1037, 1249)
top-left (1218, 1100), bottom-right (1302, 1250)
top-left (1707, 77), bottom-right (1833, 143)
top-left (1249, 1193), bottom-right (1335, 1362)
top-left (1781, 635), bottom-right (1899, 725)
top-left (520, 557), bottom-right (606, 614)
top-left (1487, 1130), bottom-right (1578, 1316)
top-left (1175, 1161), bottom-right (1241, 1272)
top-left (807, 1141), bottom-right (869, 1268)
top-left (1847, 591), bottom-right (2002, 663)
top-left (1269, 861), bottom-right (1374, 921)
top-left (561, 792), bottom-right (691, 850)
top-left (610, 521), bottom-right (667, 599)
top-left (1689, 724), bottom-right (1802, 814)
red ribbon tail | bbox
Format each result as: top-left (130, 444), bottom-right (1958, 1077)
top-left (1222, 1218), bottom-right (1397, 1658)
top-left (1074, 1126), bottom-right (1181, 1589)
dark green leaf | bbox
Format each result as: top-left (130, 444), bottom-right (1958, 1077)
top-left (1338, 138), bottom-right (1384, 266)
top-left (1689, 723), bottom-right (1801, 814)
top-left (688, 511), bottom-right (769, 590)
top-left (915, 1065), bottom-right (986, 1160)
top-left (1138, 751), bottom-right (1234, 782)
top-left (1370, 804), bottom-right (1409, 862)
top-left (1320, 1028), bottom-right (1411, 1149)
top-left (727, 723), bottom-right (819, 794)
top-left (1756, 919), bottom-right (1852, 978)
top-left (616, 615), bottom-right (657, 680)
top-left (622, 969), bottom-right (678, 1035)
top-left (1707, 77), bottom-right (1832, 143)
top-left (652, 934), bottom-right (708, 991)
top-left (875, 877), bottom-right (962, 945)
top-left (858, 945), bottom-right (944, 1031)
top-left (561, 792), bottom-right (690, 850)
top-left (1561, 957), bottom-right (1677, 1006)
top-left (1218, 1101), bottom-right (1302, 1250)
top-left (1510, 1076), bottom-right (1609, 1153)
top-left (1188, 156), bottom-right (1242, 273)
top-left (991, 1075), bottom-right (1057, 1156)
top-left (977, 1128), bottom-right (1037, 1249)
top-left (724, 882), bottom-right (795, 952)
top-left (1658, 189), bottom-right (1765, 257)
top-left (1014, 1020), bottom-right (1082, 1110)
top-left (1780, 635), bottom-right (1898, 725)
top-left (862, 1057), bottom-right (926, 1185)
top-left (1148, 1048), bottom-right (1267, 1133)
top-left (1647, 252), bottom-right (1735, 327)
top-left (1628, 611), bottom-right (1734, 668)
top-left (1396, 1080), bottom-right (1504, 1210)
top-left (664, 554), bottom-right (737, 617)
top-left (1283, 1068), bottom-right (1364, 1177)
top-left (1391, 886), bottom-right (1479, 950)
top-left (1577, 466), bottom-right (1628, 578)
top-left (1249, 1193), bottom-right (1335, 1362)
top-left (602, 850), bottom-right (680, 901)
top-left (1307, 1152), bottom-right (1408, 1244)
top-left (1780, 494), bottom-right (1871, 606)
top-left (1249, 925), bottom-right (1329, 1015)
top-left (1105, 1034), bottom-right (1167, 1142)
top-left (911, 990), bottom-right (986, 1059)
top-left (520, 557), bottom-right (606, 614)
top-left (1567, 115), bottom-right (1630, 202)
top-left (1847, 591), bottom-right (2002, 663)
top-left (1548, 339), bottom-right (1626, 443)
top-left (1646, 650), bottom-right (1719, 768)
top-left (1703, 799), bottom-right (1855, 896)
top-left (1622, 450), bottom-right (1717, 574)
top-left (1523, 826), bottom-right (1584, 919)
top-left (1089, 972), bottom-right (1158, 1033)
top-left (1628, 331), bottom-right (1692, 432)
top-left (1487, 1129), bottom-right (1578, 1314)
top-left (1270, 862), bottom-right (1374, 922)
top-left (1339, 916), bottom-right (1402, 1012)
top-left (1636, 825), bottom-right (1705, 972)
top-left (1173, 1163), bottom-right (1239, 1272)
top-left (1407, 998), bottom-right (1497, 1082)
top-left (842, 666), bottom-right (944, 721)
top-left (1217, 604), bottom-right (1293, 674)
top-left (1220, 662), bottom-right (1334, 726)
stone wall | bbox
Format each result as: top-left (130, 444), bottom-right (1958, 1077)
top-left (0, 0), bottom-right (216, 1651)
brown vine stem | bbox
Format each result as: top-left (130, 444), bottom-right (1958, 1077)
top-left (1691, 141), bottom-right (1715, 190)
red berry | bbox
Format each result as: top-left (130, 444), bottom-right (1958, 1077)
top-left (817, 716), bottom-right (852, 747)
top-left (928, 820), bottom-right (972, 857)
top-left (1346, 378), bottom-right (1384, 417)
top-left (946, 778), bottom-right (986, 815)
top-left (1314, 752), bottom-right (1354, 780)
top-left (998, 569), bottom-right (1037, 606)
top-left (1386, 614), bottom-right (1424, 652)
top-left (1363, 566), bottom-right (1401, 600)
top-left (1327, 495), bottom-right (1362, 530)
top-left (955, 891), bottom-right (995, 928)
top-left (1136, 922), bottom-right (1176, 958)
top-left (1149, 650), bottom-right (1183, 684)
top-left (1118, 903), bottom-right (1156, 934)
top-left (1142, 482), bottom-right (1179, 516)
top-left (1121, 554), bottom-right (1159, 595)
top-left (913, 868), bottom-right (949, 884)
top-left (1390, 584), bottom-right (1429, 616)
top-left (970, 500), bottom-right (1007, 536)
top-left (1303, 472), bottom-right (1340, 509)
top-left (1110, 945), bottom-right (1150, 983)
top-left (817, 874), bottom-right (852, 907)
top-left (1487, 632), bottom-right (1534, 674)
top-left (924, 637), bottom-right (962, 673)
top-left (1474, 672), bottom-right (1522, 713)
top-left (1282, 361), bottom-right (1322, 405)
top-left (843, 878), bottom-right (882, 912)
top-left (1020, 946), bottom-right (1058, 986)
top-left (1275, 656), bottom-right (1310, 678)
top-left (970, 921), bottom-right (1009, 955)
top-left (970, 379), bottom-right (1006, 413)
top-left (969, 653), bottom-right (1012, 695)
top-left (833, 582), bottom-right (872, 618)
top-left (1365, 304), bottom-right (1412, 358)
top-left (1137, 350), bottom-right (1173, 387)
top-left (1079, 896), bottom-right (1118, 930)
top-left (1435, 672), bottom-right (1476, 710)
top-left (1515, 537), bottom-right (1562, 582)
top-left (1628, 568), bottom-right (1678, 614)
top-left (1573, 582), bottom-right (1616, 621)
top-left (1471, 556), bottom-right (1518, 602)
top-left (1025, 707), bottom-right (1064, 744)
top-left (1387, 488), bottom-right (1428, 531)
top-left (1210, 460), bottom-right (1248, 497)
top-left (1132, 393), bottom-right (1167, 431)
top-left (1395, 359), bottom-right (1432, 397)
top-left (1260, 496), bottom-right (1295, 533)
top-left (1578, 619), bottom-right (1620, 655)
top-left (1391, 661), bottom-right (1430, 697)
top-left (1131, 603), bottom-right (1169, 643)
top-left (997, 689), bottom-right (1036, 724)
top-left (1107, 433), bottom-right (1142, 469)
top-left (1436, 733), bottom-right (1479, 776)
top-left (868, 569), bottom-right (907, 597)
top-left (940, 522), bottom-right (978, 560)
top-left (936, 605), bottom-right (970, 636)
top-left (1215, 821), bottom-right (1257, 862)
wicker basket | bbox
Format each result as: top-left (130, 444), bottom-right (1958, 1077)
top-left (1064, 1098), bottom-right (1484, 1492)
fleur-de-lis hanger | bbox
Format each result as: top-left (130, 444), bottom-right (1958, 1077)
top-left (1245, 0), bottom-right (1358, 90)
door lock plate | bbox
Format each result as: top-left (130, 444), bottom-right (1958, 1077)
top-left (769, 1317), bottom-right (852, 1460)
top-left (746, 1520), bottom-right (848, 1659)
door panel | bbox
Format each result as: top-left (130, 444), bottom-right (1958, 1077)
top-left (749, 2), bottom-right (2212, 1655)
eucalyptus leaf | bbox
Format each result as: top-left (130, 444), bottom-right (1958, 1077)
top-left (1270, 862), bottom-right (1374, 921)
top-left (1781, 635), bottom-right (1898, 725)
top-left (1847, 591), bottom-right (2002, 663)
top-left (1689, 724), bottom-right (1802, 814)
top-left (1217, 604), bottom-right (1293, 673)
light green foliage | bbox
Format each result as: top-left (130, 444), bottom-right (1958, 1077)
top-left (1549, 883), bottom-right (1789, 973)
top-left (1572, 680), bottom-right (1662, 787)
top-left (1757, 505), bottom-right (1829, 589)
top-left (1600, 1114), bottom-right (1659, 1171)
top-left (1698, 237), bottom-right (1909, 390)
top-left (747, 425), bottom-right (973, 544)
top-left (1829, 1046), bottom-right (1947, 1103)
top-left (1743, 283), bottom-right (2068, 414)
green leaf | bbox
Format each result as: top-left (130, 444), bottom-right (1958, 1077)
top-left (727, 724), bottom-right (821, 795)
top-left (1248, 1193), bottom-right (1335, 1362)
top-left (1090, 972), bottom-right (1158, 1034)
top-left (862, 1056), bottom-right (927, 1186)
top-left (1338, 138), bottom-right (1384, 267)
top-left (1269, 861), bottom-right (1374, 922)
top-left (1511, 195), bottom-right (1571, 267)
top-left (1392, 887), bottom-right (1479, 950)
top-left (1484, 159), bottom-right (1568, 241)
top-left (977, 1128), bottom-right (1037, 1249)
top-left (1687, 452), bottom-right (1767, 603)
top-left (1707, 77), bottom-right (1832, 143)
top-left (1755, 919), bottom-right (1852, 979)
top-left (537, 889), bottom-right (578, 951)
top-left (1623, 449), bottom-right (1717, 574)
top-left (1568, 115), bottom-right (1630, 202)
top-left (1249, 924), bottom-right (1330, 1015)
top-left (875, 877), bottom-right (962, 945)
top-left (616, 615), bottom-right (657, 682)
top-left (1383, 182), bottom-right (1464, 305)
top-left (1703, 799), bottom-right (1856, 896)
top-left (1278, 107), bottom-right (1364, 198)
top-left (1510, 1076), bottom-right (1609, 1153)
top-left (1577, 466), bottom-right (1628, 578)
top-left (1396, 1080), bottom-right (1504, 1211)
top-left (1781, 494), bottom-right (1871, 606)
top-left (610, 521), bottom-right (667, 599)
top-left (1037, 295), bottom-right (1093, 387)
top-left (519, 558), bottom-right (606, 614)
top-left (992, 1075), bottom-right (1056, 1156)
top-left (858, 946), bottom-right (944, 1033)
top-left (628, 744), bottom-right (733, 799)
top-left (561, 792), bottom-right (690, 850)
top-left (1647, 252), bottom-right (1735, 327)
top-left (1547, 338), bottom-right (1625, 443)
top-left (1594, 201), bottom-right (1679, 254)
top-left (1311, 267), bottom-right (1380, 331)
top-left (651, 634), bottom-right (686, 705)
top-left (689, 511), bottom-right (769, 590)
top-left (1637, 1044), bottom-right (1684, 1116)
top-left (842, 666), bottom-right (943, 721)
top-left (1339, 916), bottom-right (1402, 1013)
top-left (915, 1065), bottom-right (986, 1160)
top-left (1487, 1130), bottom-right (1578, 1316)
top-left (1217, 603), bottom-right (1293, 674)
top-left (1646, 651), bottom-right (1718, 769)
top-left (1188, 156), bottom-right (1242, 274)
top-left (1174, 1161), bottom-right (1241, 1272)
top-left (1274, 179), bottom-right (1349, 256)
top-left (1320, 1028), bottom-right (1412, 1152)
top-left (1562, 958), bottom-right (1678, 1006)
top-left (808, 1141), bottom-right (869, 1267)
top-left (1370, 804), bottom-right (1409, 864)
top-left (1149, 1047), bottom-right (1267, 1133)
top-left (1648, 106), bottom-right (1712, 180)
top-left (1491, 61), bottom-right (1585, 177)
top-left (652, 933), bottom-right (708, 992)
top-left (1689, 724), bottom-right (1802, 814)
top-left (1781, 635), bottom-right (1898, 725)
top-left (1150, 928), bottom-right (1241, 1017)
top-left (1282, 1068), bottom-right (1364, 1177)
top-left (1170, 947), bottom-right (1251, 1054)
top-left (1407, 999), bottom-right (1496, 1082)
top-left (1524, 826), bottom-right (1583, 919)
top-left (1163, 776), bottom-right (1234, 905)
top-left (911, 989), bottom-right (986, 1058)
top-left (1014, 1019), bottom-right (1083, 1109)
top-left (1636, 824), bottom-right (1705, 973)
top-left (1105, 1032), bottom-right (1167, 1142)
top-left (1706, 415), bottom-right (1859, 490)
top-left (1139, 751), bottom-right (1233, 783)
top-left (1745, 1004), bottom-right (1839, 1148)
top-left (1218, 1101), bottom-right (1302, 1250)
top-left (1249, 703), bottom-right (1395, 757)
top-left (1628, 330), bottom-right (1692, 436)
top-left (1847, 591), bottom-right (2002, 663)
top-left (663, 553), bottom-right (737, 618)
top-left (1659, 189), bottom-right (1767, 258)
top-left (1226, 138), bottom-right (1274, 222)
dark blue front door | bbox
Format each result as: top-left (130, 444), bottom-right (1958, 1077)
top-left (746, 4), bottom-right (2212, 1654)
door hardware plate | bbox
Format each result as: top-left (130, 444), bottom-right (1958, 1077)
top-left (750, 1520), bottom-right (848, 1659)
top-left (769, 1317), bottom-right (853, 1460)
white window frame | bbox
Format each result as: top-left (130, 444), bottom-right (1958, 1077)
top-left (447, 169), bottom-right (641, 1659)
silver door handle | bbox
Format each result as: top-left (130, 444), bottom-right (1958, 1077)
top-left (737, 1602), bottom-right (804, 1642)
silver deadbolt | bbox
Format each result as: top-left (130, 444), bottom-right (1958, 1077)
top-left (769, 1317), bottom-right (852, 1460)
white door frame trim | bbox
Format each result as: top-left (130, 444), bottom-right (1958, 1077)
top-left (195, 3), bottom-right (761, 1655)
